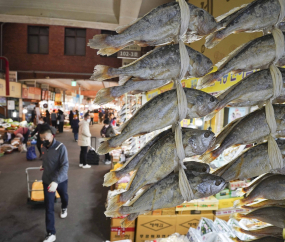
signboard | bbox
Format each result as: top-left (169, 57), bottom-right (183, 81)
top-left (0, 79), bottom-right (5, 96)
top-left (117, 45), bottom-right (141, 59)
top-left (22, 87), bottom-right (29, 99)
top-left (23, 86), bottom-right (42, 100)
top-left (54, 101), bottom-right (62, 106)
top-left (0, 97), bottom-right (6, 106)
top-left (4, 71), bottom-right (17, 82)
top-left (41, 84), bottom-right (49, 90)
top-left (43, 103), bottom-right (48, 108)
top-left (7, 100), bottom-right (15, 110)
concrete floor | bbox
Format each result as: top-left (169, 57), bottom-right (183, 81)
top-left (0, 124), bottom-right (111, 242)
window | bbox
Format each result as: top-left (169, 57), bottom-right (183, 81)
top-left (65, 28), bottom-right (86, 56)
top-left (28, 26), bottom-right (49, 54)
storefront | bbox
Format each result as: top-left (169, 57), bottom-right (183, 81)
top-left (0, 78), bottom-right (22, 121)
top-left (22, 85), bottom-right (42, 122)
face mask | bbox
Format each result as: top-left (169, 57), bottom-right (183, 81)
top-left (39, 121), bottom-right (44, 124)
top-left (42, 140), bottom-right (51, 148)
top-left (87, 119), bottom-right (91, 122)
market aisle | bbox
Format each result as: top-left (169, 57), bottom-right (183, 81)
top-left (0, 123), bottom-right (111, 242)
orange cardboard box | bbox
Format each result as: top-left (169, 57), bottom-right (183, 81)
top-left (110, 218), bottom-right (135, 241)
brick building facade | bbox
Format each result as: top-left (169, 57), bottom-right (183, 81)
top-left (1, 23), bottom-right (122, 80)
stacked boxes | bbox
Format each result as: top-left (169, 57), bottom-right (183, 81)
top-left (110, 217), bottom-right (135, 241)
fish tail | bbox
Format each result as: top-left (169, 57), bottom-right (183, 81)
top-left (103, 171), bottom-right (120, 187)
top-left (234, 198), bottom-right (248, 208)
top-left (91, 65), bottom-right (118, 81)
top-left (88, 34), bottom-right (130, 56)
top-left (106, 194), bottom-right (126, 212)
top-left (205, 30), bottom-right (225, 49)
top-left (204, 110), bottom-right (218, 121)
top-left (231, 238), bottom-right (242, 242)
top-left (201, 149), bottom-right (220, 164)
top-left (97, 139), bottom-right (115, 155)
top-left (118, 76), bottom-right (132, 85)
top-left (94, 88), bottom-right (115, 105)
top-left (196, 72), bottom-right (216, 89)
top-left (104, 208), bottom-right (122, 218)
top-left (121, 213), bottom-right (139, 228)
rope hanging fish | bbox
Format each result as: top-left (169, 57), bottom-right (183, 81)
top-left (264, 0), bottom-right (285, 170)
top-left (174, 0), bottom-right (194, 202)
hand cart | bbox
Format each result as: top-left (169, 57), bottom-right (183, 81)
top-left (26, 167), bottom-right (60, 204)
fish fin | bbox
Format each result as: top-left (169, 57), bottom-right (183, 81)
top-left (215, 4), bottom-right (248, 23)
top-left (94, 88), bottom-right (115, 105)
top-left (196, 72), bottom-right (216, 89)
top-left (126, 185), bottom-right (151, 207)
top-left (116, 118), bottom-right (131, 133)
top-left (104, 209), bottom-right (122, 218)
top-left (134, 40), bottom-right (150, 47)
top-left (103, 171), bottom-right (120, 187)
top-left (200, 150), bottom-right (220, 164)
top-left (98, 42), bottom-right (133, 56)
top-left (91, 65), bottom-right (115, 81)
top-left (115, 19), bottom-right (139, 34)
top-left (232, 212), bottom-right (245, 220)
top-left (125, 169), bottom-right (138, 191)
top-left (106, 194), bottom-right (125, 211)
top-left (119, 76), bottom-right (132, 85)
top-left (205, 31), bottom-right (225, 49)
top-left (204, 111), bottom-right (218, 121)
top-left (216, 42), bottom-right (249, 70)
top-left (121, 213), bottom-right (140, 228)
top-left (97, 140), bottom-right (115, 155)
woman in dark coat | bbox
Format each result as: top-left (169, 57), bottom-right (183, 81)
top-left (46, 110), bottom-right (50, 125)
top-left (72, 115), bottom-right (80, 141)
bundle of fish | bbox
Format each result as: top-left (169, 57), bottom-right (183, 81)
top-left (88, 2), bottom-right (217, 56)
top-left (198, 32), bottom-right (285, 89)
top-left (205, 67), bottom-right (285, 120)
top-left (201, 105), bottom-right (285, 164)
top-left (205, 0), bottom-right (285, 49)
top-left (106, 169), bottom-right (226, 227)
top-left (104, 127), bottom-right (216, 211)
top-left (91, 44), bottom-right (213, 85)
top-left (97, 88), bottom-right (218, 155)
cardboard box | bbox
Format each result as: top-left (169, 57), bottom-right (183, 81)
top-left (110, 218), bottom-right (135, 241)
top-left (177, 211), bottom-right (191, 215)
top-left (197, 196), bottom-right (219, 210)
top-left (162, 210), bottom-right (176, 215)
top-left (218, 197), bottom-right (243, 209)
top-left (176, 212), bottom-right (214, 235)
top-left (136, 215), bottom-right (176, 242)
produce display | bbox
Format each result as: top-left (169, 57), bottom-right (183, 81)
top-left (90, 0), bottom-right (285, 238)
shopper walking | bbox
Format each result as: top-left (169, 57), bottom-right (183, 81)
top-left (51, 110), bottom-right (57, 128)
top-left (69, 110), bottom-right (74, 128)
top-left (72, 115), bottom-right (79, 141)
top-left (100, 118), bottom-right (115, 165)
top-left (58, 110), bottom-right (64, 133)
top-left (31, 117), bottom-right (45, 158)
top-left (78, 113), bottom-right (91, 168)
top-left (31, 107), bottom-right (36, 125)
top-left (46, 110), bottom-right (51, 125)
top-left (89, 111), bottom-right (94, 125)
top-left (99, 109), bottom-right (104, 124)
top-left (39, 124), bottom-right (69, 242)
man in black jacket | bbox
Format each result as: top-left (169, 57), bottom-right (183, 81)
top-left (40, 124), bottom-right (69, 242)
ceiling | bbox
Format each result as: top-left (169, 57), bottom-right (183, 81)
top-left (0, 0), bottom-right (173, 31)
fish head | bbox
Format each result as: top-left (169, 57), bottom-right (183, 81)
top-left (184, 129), bottom-right (216, 156)
top-left (196, 174), bottom-right (227, 198)
top-left (193, 8), bottom-right (217, 36)
top-left (192, 53), bottom-right (213, 77)
top-left (184, 161), bottom-right (210, 173)
top-left (195, 92), bottom-right (219, 117)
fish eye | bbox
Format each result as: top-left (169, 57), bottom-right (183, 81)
top-left (204, 131), bottom-right (210, 138)
top-left (210, 96), bottom-right (215, 102)
top-left (202, 167), bottom-right (207, 172)
top-left (198, 10), bottom-right (204, 17)
top-left (215, 179), bottom-right (222, 186)
top-left (188, 138), bottom-right (194, 145)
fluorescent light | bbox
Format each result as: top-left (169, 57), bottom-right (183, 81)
top-left (195, 119), bottom-right (203, 127)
